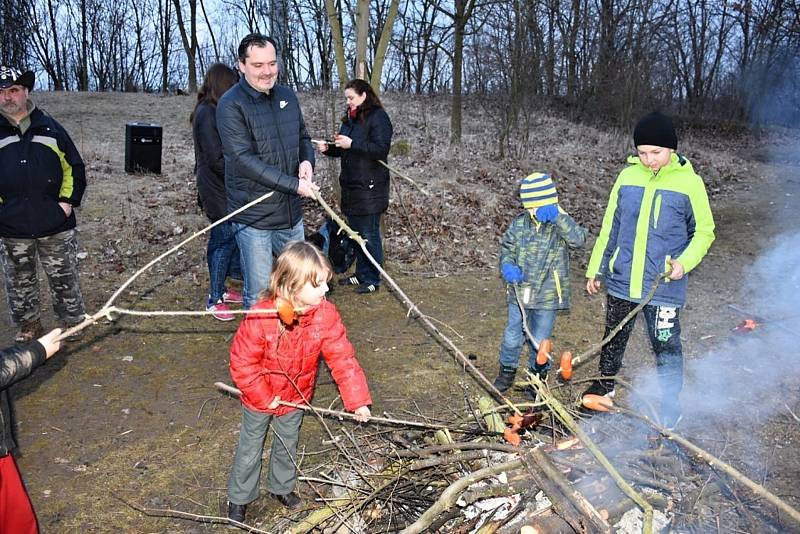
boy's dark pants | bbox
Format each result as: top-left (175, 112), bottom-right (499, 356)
top-left (228, 406), bottom-right (304, 505)
top-left (598, 294), bottom-right (683, 400)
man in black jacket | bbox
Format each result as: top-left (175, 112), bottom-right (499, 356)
top-left (0, 66), bottom-right (87, 342)
top-left (217, 34), bottom-right (318, 309)
top-left (0, 327), bottom-right (61, 533)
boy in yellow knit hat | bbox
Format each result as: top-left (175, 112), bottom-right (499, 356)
top-left (493, 173), bottom-right (587, 399)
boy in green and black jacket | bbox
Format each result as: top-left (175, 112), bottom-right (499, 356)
top-left (584, 111), bottom-right (715, 428)
top-left (493, 173), bottom-right (587, 398)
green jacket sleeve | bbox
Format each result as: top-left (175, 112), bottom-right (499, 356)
top-left (586, 177), bottom-right (622, 278)
top-left (676, 177), bottom-right (715, 273)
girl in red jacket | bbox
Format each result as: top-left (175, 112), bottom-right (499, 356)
top-left (226, 241), bottom-right (372, 525)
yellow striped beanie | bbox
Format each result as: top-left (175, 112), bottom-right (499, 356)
top-left (519, 173), bottom-right (558, 210)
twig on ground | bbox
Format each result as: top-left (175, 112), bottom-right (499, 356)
top-left (113, 494), bottom-right (270, 533)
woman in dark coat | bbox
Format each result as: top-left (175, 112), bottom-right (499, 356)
top-left (191, 64), bottom-right (242, 320)
top-left (316, 79), bottom-right (393, 294)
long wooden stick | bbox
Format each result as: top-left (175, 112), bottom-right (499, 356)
top-left (567, 271), bottom-right (667, 372)
top-left (312, 191), bottom-right (524, 416)
top-left (618, 405), bottom-right (800, 526)
top-left (214, 382), bottom-right (457, 432)
top-left (53, 190), bottom-right (277, 343)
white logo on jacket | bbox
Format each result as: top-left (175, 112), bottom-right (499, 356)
top-left (280, 100), bottom-right (288, 109)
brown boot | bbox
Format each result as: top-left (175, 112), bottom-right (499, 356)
top-left (15, 319), bottom-right (44, 343)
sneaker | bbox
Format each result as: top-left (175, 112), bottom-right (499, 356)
top-left (492, 366), bottom-right (517, 393)
top-left (356, 283), bottom-right (378, 294)
top-left (15, 319), bottom-right (44, 343)
top-left (207, 300), bottom-right (235, 321)
top-left (227, 501), bottom-right (247, 524)
top-left (338, 275), bottom-right (360, 286)
top-left (222, 288), bottom-right (243, 304)
top-left (271, 491), bottom-right (302, 509)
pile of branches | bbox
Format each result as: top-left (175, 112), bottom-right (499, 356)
top-left (261, 379), bottom-right (800, 534)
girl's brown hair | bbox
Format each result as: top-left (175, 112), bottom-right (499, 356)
top-left (263, 241), bottom-right (332, 307)
top-left (190, 63), bottom-right (238, 123)
top-left (341, 78), bottom-right (383, 122)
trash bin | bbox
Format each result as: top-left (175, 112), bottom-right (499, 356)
top-left (125, 122), bottom-right (162, 174)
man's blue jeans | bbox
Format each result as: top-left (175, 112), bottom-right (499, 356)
top-left (233, 220), bottom-right (304, 309)
top-left (347, 213), bottom-right (383, 286)
top-left (207, 221), bottom-right (241, 304)
top-left (498, 302), bottom-right (557, 371)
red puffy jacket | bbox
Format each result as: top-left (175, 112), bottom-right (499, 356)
top-left (229, 298), bottom-right (371, 416)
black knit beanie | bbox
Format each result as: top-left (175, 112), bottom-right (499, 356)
top-left (633, 111), bottom-right (677, 150)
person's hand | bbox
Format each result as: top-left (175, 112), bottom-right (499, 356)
top-left (313, 140), bottom-right (328, 153)
top-left (296, 178), bottom-right (320, 198)
top-left (535, 204), bottom-right (559, 223)
top-left (501, 263), bottom-right (524, 284)
top-left (353, 406), bottom-right (371, 422)
top-left (334, 134), bottom-right (352, 150)
top-left (59, 202), bottom-right (72, 217)
top-left (586, 278), bottom-right (602, 295)
top-left (37, 328), bottom-right (62, 358)
top-left (298, 160), bottom-right (314, 180)
top-left (668, 259), bottom-right (685, 280)
top-left (267, 396), bottom-right (282, 410)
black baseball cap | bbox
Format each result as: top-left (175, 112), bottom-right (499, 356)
top-left (0, 66), bottom-right (34, 91)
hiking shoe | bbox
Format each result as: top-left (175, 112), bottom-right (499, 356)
top-left (222, 288), bottom-right (243, 304)
top-left (15, 319), bottom-right (44, 343)
top-left (356, 283), bottom-right (378, 294)
top-left (207, 300), bottom-right (235, 321)
top-left (227, 501), bottom-right (247, 524)
top-left (338, 275), bottom-right (360, 286)
top-left (271, 491), bottom-right (302, 509)
top-left (492, 366), bottom-right (517, 393)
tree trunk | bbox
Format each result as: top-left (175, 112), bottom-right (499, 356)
top-left (323, 0), bottom-right (348, 86)
top-left (370, 0), bottom-right (400, 93)
top-left (354, 0), bottom-right (369, 79)
top-left (172, 0), bottom-right (198, 93)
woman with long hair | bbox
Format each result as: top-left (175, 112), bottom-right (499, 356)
top-left (315, 79), bottom-right (393, 294)
top-left (191, 63), bottom-right (243, 320)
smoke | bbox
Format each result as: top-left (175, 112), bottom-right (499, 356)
top-left (631, 229), bottom-right (800, 427)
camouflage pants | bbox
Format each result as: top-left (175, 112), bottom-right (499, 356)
top-left (0, 229), bottom-right (86, 327)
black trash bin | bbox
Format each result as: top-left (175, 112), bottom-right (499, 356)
top-left (125, 122), bottom-right (162, 174)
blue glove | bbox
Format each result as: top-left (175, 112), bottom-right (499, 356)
top-left (501, 263), bottom-right (524, 284)
top-left (535, 204), bottom-right (559, 223)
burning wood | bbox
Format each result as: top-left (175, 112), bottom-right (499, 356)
top-left (733, 318), bottom-right (760, 333)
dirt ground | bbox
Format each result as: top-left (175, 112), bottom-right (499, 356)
top-left (7, 91), bottom-right (800, 532)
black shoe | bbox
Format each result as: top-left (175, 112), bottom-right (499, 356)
top-left (492, 366), bottom-right (517, 393)
top-left (338, 275), bottom-right (360, 286)
top-left (582, 379), bottom-right (616, 399)
top-left (271, 491), bottom-right (302, 509)
top-left (523, 385), bottom-right (538, 401)
top-left (227, 501), bottom-right (247, 524)
top-left (356, 283), bottom-right (378, 294)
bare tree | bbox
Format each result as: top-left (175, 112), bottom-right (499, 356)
top-left (172, 0), bottom-right (199, 92)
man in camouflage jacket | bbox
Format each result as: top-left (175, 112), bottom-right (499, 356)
top-left (0, 66), bottom-right (86, 342)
